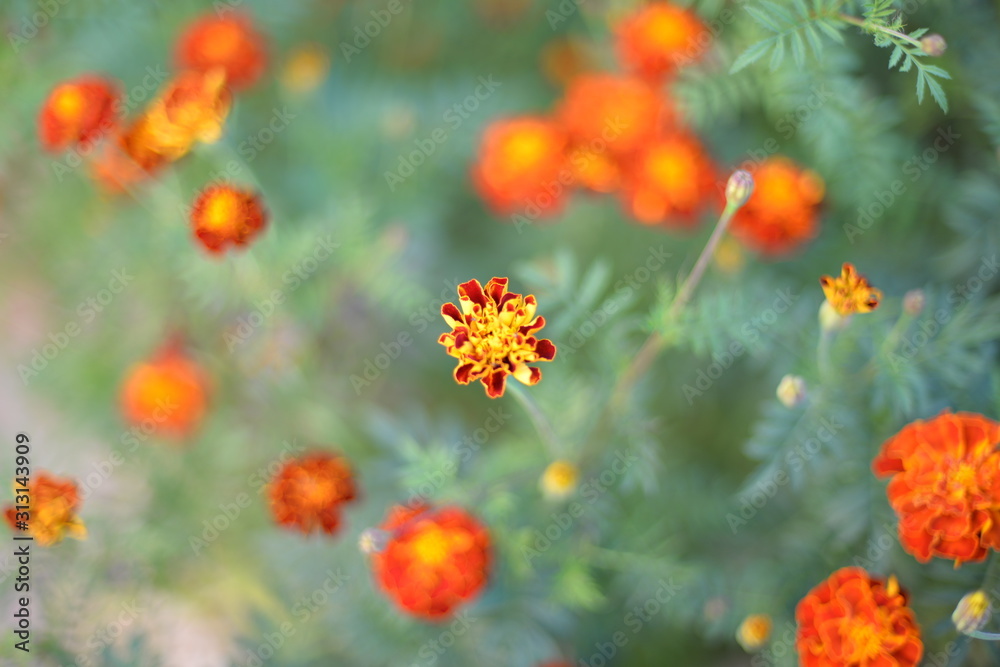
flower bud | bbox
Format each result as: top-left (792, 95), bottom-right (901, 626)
top-left (725, 170), bottom-right (754, 209)
top-left (953, 590), bottom-right (991, 635)
top-left (776, 374), bottom-right (807, 408)
top-left (540, 460), bottom-right (579, 500)
top-left (359, 528), bottom-right (389, 554)
top-left (819, 300), bottom-right (849, 332)
top-left (736, 614), bottom-right (773, 652)
top-left (903, 289), bottom-right (925, 316)
top-left (920, 34), bottom-right (947, 57)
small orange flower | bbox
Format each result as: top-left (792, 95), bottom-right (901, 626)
top-left (820, 263), bottom-right (882, 316)
top-left (281, 44), bottom-right (330, 94)
top-left (268, 452), bottom-right (357, 535)
top-left (120, 345), bottom-right (210, 438)
top-left (557, 74), bottom-right (667, 157)
top-left (3, 472), bottom-right (86, 546)
top-left (175, 12), bottom-right (268, 90)
top-left (139, 68), bottom-right (232, 162)
top-left (439, 277), bottom-right (556, 399)
top-left (38, 75), bottom-right (120, 152)
top-left (796, 568), bottom-right (922, 667)
top-left (736, 614), bottom-right (773, 652)
top-left (615, 2), bottom-right (711, 79)
top-left (873, 411), bottom-right (1000, 566)
top-left (730, 157), bottom-right (824, 255)
top-left (190, 184), bottom-right (268, 254)
top-left (472, 116), bottom-right (569, 217)
top-left (620, 131), bottom-right (718, 227)
top-left (371, 504), bottom-right (491, 620)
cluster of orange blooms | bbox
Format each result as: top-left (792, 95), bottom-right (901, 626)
top-left (37, 11), bottom-right (269, 254)
top-left (472, 2), bottom-right (825, 256)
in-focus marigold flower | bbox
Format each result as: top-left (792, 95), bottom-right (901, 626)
top-left (137, 68), bottom-right (232, 162)
top-left (38, 75), bottom-right (120, 152)
top-left (615, 2), bottom-right (711, 79)
top-left (620, 131), bottom-right (718, 227)
top-left (370, 504), bottom-right (492, 620)
top-left (796, 568), bottom-right (922, 667)
top-left (820, 263), bottom-right (882, 316)
top-left (540, 460), bottom-right (578, 500)
top-left (190, 184), bottom-right (268, 254)
top-left (268, 452), bottom-right (357, 535)
top-left (175, 12), bottom-right (268, 90)
top-left (952, 590), bottom-right (991, 635)
top-left (730, 157), bottom-right (824, 255)
top-left (4, 472), bottom-right (86, 546)
top-left (472, 116), bottom-right (569, 217)
top-left (873, 411), bottom-right (1000, 566)
top-left (557, 74), bottom-right (667, 157)
top-left (120, 345), bottom-right (210, 438)
top-left (281, 44), bottom-right (330, 94)
top-left (736, 614), bottom-right (772, 652)
top-left (439, 277), bottom-right (556, 398)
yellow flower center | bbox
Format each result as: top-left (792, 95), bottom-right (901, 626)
top-left (465, 298), bottom-right (537, 369)
top-left (202, 22), bottom-right (242, 60)
top-left (300, 476), bottom-right (336, 507)
top-left (504, 130), bottom-right (550, 167)
top-left (52, 86), bottom-right (86, 121)
top-left (953, 463), bottom-right (978, 490)
top-left (410, 524), bottom-right (453, 566)
top-left (844, 620), bottom-right (883, 660)
top-left (203, 190), bottom-right (242, 232)
top-left (641, 9), bottom-right (692, 51)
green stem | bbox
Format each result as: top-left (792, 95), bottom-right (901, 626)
top-left (507, 382), bottom-right (561, 457)
top-left (838, 13), bottom-right (924, 48)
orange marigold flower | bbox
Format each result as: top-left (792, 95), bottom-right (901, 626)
top-left (135, 68), bottom-right (232, 162)
top-left (190, 184), bottom-right (268, 254)
top-left (730, 157), bottom-right (824, 255)
top-left (472, 116), bottom-right (569, 217)
top-left (620, 131), bottom-right (718, 227)
top-left (120, 345), bottom-right (210, 438)
top-left (3, 472), bottom-right (86, 546)
top-left (615, 2), bottom-right (711, 79)
top-left (371, 504), bottom-right (491, 620)
top-left (796, 568), bottom-right (923, 667)
top-left (873, 411), bottom-right (1000, 566)
top-left (38, 75), bottom-right (120, 152)
top-left (268, 451), bottom-right (357, 535)
top-left (820, 263), bottom-right (882, 316)
top-left (566, 141), bottom-right (621, 193)
top-left (557, 74), bottom-right (667, 157)
top-left (175, 12), bottom-right (268, 90)
top-left (439, 277), bottom-right (556, 399)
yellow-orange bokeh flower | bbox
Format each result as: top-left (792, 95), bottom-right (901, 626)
top-left (736, 614), bottom-right (772, 652)
top-left (120, 345), bottom-right (210, 439)
top-left (614, 2), bottom-right (711, 79)
top-left (190, 184), bottom-right (268, 254)
top-left (38, 75), bottom-right (120, 152)
top-left (175, 12), bottom-right (268, 90)
top-left (4, 472), bottom-right (86, 546)
top-left (557, 74), bottom-right (667, 157)
top-left (730, 157), bottom-right (824, 255)
top-left (820, 263), bottom-right (882, 316)
top-left (268, 451), bottom-right (357, 535)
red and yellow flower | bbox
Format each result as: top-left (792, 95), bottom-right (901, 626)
top-left (38, 75), bottom-right (120, 152)
top-left (137, 68), bottom-right (232, 162)
top-left (614, 2), bottom-right (711, 79)
top-left (873, 411), bottom-right (1000, 566)
top-left (120, 345), bottom-right (210, 438)
top-left (189, 184), bottom-right (268, 254)
top-left (557, 74), bottom-right (667, 157)
top-left (820, 263), bottom-right (882, 316)
top-left (439, 277), bottom-right (556, 398)
top-left (472, 116), bottom-right (569, 217)
top-left (175, 12), bottom-right (268, 90)
top-left (730, 157), bottom-right (824, 255)
top-left (371, 504), bottom-right (492, 620)
top-left (4, 472), bottom-right (86, 546)
top-left (796, 568), bottom-right (923, 667)
top-left (268, 452), bottom-right (357, 535)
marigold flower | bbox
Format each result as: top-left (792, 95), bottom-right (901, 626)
top-left (540, 460), bottom-right (578, 500)
top-left (120, 345), bottom-right (209, 438)
top-left (620, 131), bottom-right (718, 227)
top-left (472, 116), bottom-right (569, 217)
top-left (38, 75), bottom-right (120, 152)
top-left (190, 184), bottom-right (268, 254)
top-left (268, 452), bottom-right (357, 535)
top-left (281, 44), bottom-right (330, 94)
top-left (873, 411), bottom-right (1000, 566)
top-left (736, 614), bottom-right (772, 652)
top-left (953, 590), bottom-right (992, 635)
top-left (820, 263), bottom-right (882, 316)
top-left (4, 472), bottom-right (86, 546)
top-left (614, 2), bottom-right (711, 79)
top-left (175, 12), bottom-right (268, 90)
top-left (796, 568), bottom-right (923, 667)
top-left (557, 74), bottom-right (667, 157)
top-left (730, 157), bottom-right (824, 255)
top-left (439, 277), bottom-right (556, 398)
top-left (371, 504), bottom-right (492, 620)
top-left (137, 68), bottom-right (232, 162)
top-left (90, 135), bottom-right (168, 193)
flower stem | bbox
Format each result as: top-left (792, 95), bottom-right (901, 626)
top-left (508, 382), bottom-right (560, 457)
top-left (838, 13), bottom-right (924, 48)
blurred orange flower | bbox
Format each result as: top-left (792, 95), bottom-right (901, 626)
top-left (730, 157), bottom-right (824, 255)
top-left (4, 472), bottom-right (86, 546)
top-left (439, 277), bottom-right (556, 398)
top-left (281, 43), bottom-right (330, 94)
top-left (615, 2), bottom-right (711, 79)
top-left (120, 345), bottom-right (210, 438)
top-left (268, 452), bottom-right (357, 535)
top-left (472, 116), bottom-right (569, 217)
top-left (38, 75), bottom-right (120, 152)
top-left (190, 184), bottom-right (268, 254)
top-left (820, 263), bottom-right (882, 316)
top-left (137, 68), bottom-right (232, 162)
top-left (736, 614), bottom-right (772, 652)
top-left (873, 411), bottom-right (1000, 566)
top-left (620, 131), bottom-right (718, 227)
top-left (557, 74), bottom-right (667, 157)
top-left (796, 568), bottom-right (922, 667)
top-left (175, 12), bottom-right (268, 90)
top-left (371, 504), bottom-right (491, 620)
